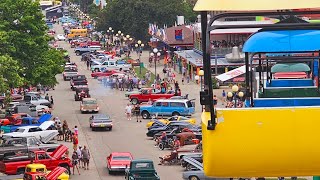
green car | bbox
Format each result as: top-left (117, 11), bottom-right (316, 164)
top-left (125, 159), bottom-right (160, 180)
top-left (125, 88), bottom-right (160, 98)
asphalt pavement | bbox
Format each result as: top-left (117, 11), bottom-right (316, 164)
top-left (51, 24), bottom-right (184, 180)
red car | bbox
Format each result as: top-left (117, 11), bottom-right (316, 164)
top-left (91, 69), bottom-right (119, 78)
top-left (129, 89), bottom-right (175, 105)
top-left (107, 152), bottom-right (133, 174)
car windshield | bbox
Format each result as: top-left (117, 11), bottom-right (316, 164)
top-left (112, 156), bottom-right (131, 160)
top-left (15, 128), bottom-right (25, 133)
top-left (83, 100), bottom-right (97, 104)
top-left (186, 101), bottom-right (193, 108)
top-left (134, 162), bottom-right (153, 169)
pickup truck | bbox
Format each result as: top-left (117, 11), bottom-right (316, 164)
top-left (91, 60), bottom-right (132, 72)
top-left (0, 145), bottom-right (72, 175)
top-left (125, 159), bottom-right (160, 180)
top-left (74, 46), bottom-right (101, 56)
top-left (129, 89), bottom-right (175, 105)
top-left (1, 114), bottom-right (52, 133)
top-left (63, 67), bottom-right (78, 81)
top-left (23, 95), bottom-right (51, 107)
top-left (0, 134), bottom-right (59, 160)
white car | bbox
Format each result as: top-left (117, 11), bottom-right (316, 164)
top-left (56, 34), bottom-right (66, 41)
top-left (2, 121), bottom-right (58, 140)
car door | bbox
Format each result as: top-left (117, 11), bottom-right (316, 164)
top-left (161, 102), bottom-right (171, 116)
top-left (152, 102), bottom-right (162, 116)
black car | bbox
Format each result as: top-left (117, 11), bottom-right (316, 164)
top-left (70, 75), bottom-right (87, 90)
top-left (74, 87), bottom-right (90, 101)
top-left (146, 121), bottom-right (201, 137)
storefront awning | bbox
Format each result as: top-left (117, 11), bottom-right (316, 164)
top-left (215, 65), bottom-right (249, 82)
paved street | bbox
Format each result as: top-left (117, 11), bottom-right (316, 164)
top-left (50, 24), bottom-right (183, 179)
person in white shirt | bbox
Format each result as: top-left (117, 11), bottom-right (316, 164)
top-left (125, 104), bottom-right (132, 120)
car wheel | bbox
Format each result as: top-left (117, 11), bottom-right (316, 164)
top-left (172, 112), bottom-right (180, 116)
top-left (141, 111), bottom-right (150, 119)
top-left (92, 127), bottom-right (95, 131)
top-left (131, 98), bottom-right (138, 105)
top-left (189, 176), bottom-right (200, 180)
top-left (81, 111), bottom-right (84, 114)
top-left (158, 143), bottom-right (165, 150)
top-left (75, 51), bottom-right (80, 56)
top-left (17, 168), bottom-right (25, 175)
top-left (60, 164), bottom-right (71, 175)
top-left (63, 77), bottom-right (66, 81)
top-left (109, 127), bottom-right (112, 131)
top-left (186, 164), bottom-right (195, 171)
top-left (108, 168), bottom-right (112, 174)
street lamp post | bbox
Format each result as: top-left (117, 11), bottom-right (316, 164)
top-left (135, 40), bottom-right (145, 74)
top-left (151, 48), bottom-right (161, 83)
top-left (227, 85), bottom-right (244, 108)
top-left (198, 69), bottom-right (204, 111)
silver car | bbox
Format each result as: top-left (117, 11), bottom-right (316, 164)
top-left (182, 156), bottom-right (230, 180)
top-left (89, 114), bottom-right (112, 131)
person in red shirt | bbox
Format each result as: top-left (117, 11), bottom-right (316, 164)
top-left (73, 133), bottom-right (78, 151)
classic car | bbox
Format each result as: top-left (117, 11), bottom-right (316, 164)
top-left (0, 145), bottom-right (71, 175)
top-left (125, 88), bottom-right (160, 98)
top-left (74, 46), bottom-right (101, 56)
top-left (63, 67), bottom-right (78, 81)
top-left (91, 69), bottom-right (118, 78)
top-left (55, 34), bottom-right (66, 41)
top-left (146, 116), bottom-right (197, 128)
top-left (129, 89), bottom-right (175, 105)
top-left (182, 156), bottom-right (223, 180)
top-left (1, 113), bottom-right (52, 133)
top-left (125, 159), bottom-right (160, 180)
top-left (0, 135), bottom-right (60, 160)
top-left (74, 87), bottom-right (90, 101)
top-left (80, 98), bottom-right (99, 113)
top-left (15, 165), bottom-right (69, 180)
top-left (146, 121), bottom-right (201, 137)
top-left (107, 152), bottom-right (133, 174)
top-left (89, 114), bottom-right (112, 131)
top-left (91, 60), bottom-right (132, 72)
top-left (2, 121), bottom-right (58, 140)
top-left (181, 154), bottom-right (203, 170)
top-left (70, 75), bottom-right (87, 90)
top-left (140, 99), bottom-right (195, 119)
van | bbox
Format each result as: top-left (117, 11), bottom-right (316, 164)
top-left (140, 99), bottom-right (195, 119)
top-left (67, 29), bottom-right (87, 39)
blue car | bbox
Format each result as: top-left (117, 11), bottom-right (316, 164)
top-left (140, 99), bottom-right (195, 119)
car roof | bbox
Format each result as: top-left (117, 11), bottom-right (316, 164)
top-left (92, 114), bottom-right (109, 119)
top-left (83, 98), bottom-right (97, 101)
top-left (155, 99), bottom-right (189, 103)
top-left (131, 159), bottom-right (153, 163)
top-left (111, 152), bottom-right (132, 156)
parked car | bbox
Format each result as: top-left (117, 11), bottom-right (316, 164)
top-left (90, 60), bottom-right (132, 72)
top-left (146, 116), bottom-right (197, 128)
top-left (0, 145), bottom-right (71, 175)
top-left (181, 154), bottom-right (203, 170)
top-left (0, 113), bottom-right (32, 126)
top-left (124, 159), bottom-right (160, 180)
top-left (0, 135), bottom-right (59, 160)
top-left (129, 89), bottom-right (175, 105)
top-left (74, 46), bottom-right (101, 56)
top-left (2, 121), bottom-right (58, 140)
top-left (55, 34), bottom-right (66, 41)
top-left (140, 99), bottom-right (195, 119)
top-left (15, 164), bottom-right (69, 180)
top-left (89, 114), bottom-right (112, 131)
top-left (182, 156), bottom-right (221, 180)
top-left (146, 121), bottom-right (201, 137)
top-left (107, 152), bottom-right (133, 174)
top-left (80, 98), bottom-right (99, 113)
top-left (0, 113), bottom-right (52, 133)
top-left (23, 95), bottom-right (51, 107)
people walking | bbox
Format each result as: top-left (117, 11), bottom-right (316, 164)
top-left (45, 93), bottom-right (49, 101)
top-left (62, 120), bottom-right (68, 141)
top-left (125, 104), bottom-right (132, 121)
top-left (81, 145), bottom-right (90, 170)
top-left (72, 133), bottom-right (78, 151)
top-left (77, 146), bottom-right (84, 168)
top-left (222, 90), bottom-right (226, 105)
top-left (50, 96), bottom-right (54, 107)
top-left (72, 150), bottom-right (81, 175)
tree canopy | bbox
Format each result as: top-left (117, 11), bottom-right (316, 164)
top-left (0, 0), bottom-right (64, 93)
top-left (94, 0), bottom-right (196, 41)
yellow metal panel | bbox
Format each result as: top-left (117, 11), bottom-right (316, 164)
top-left (202, 107), bottom-right (320, 177)
top-left (194, 0), bottom-right (320, 11)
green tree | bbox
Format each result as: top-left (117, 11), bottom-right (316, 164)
top-left (0, 55), bottom-right (24, 93)
top-left (0, 0), bottom-right (64, 92)
top-left (95, 0), bottom-right (196, 41)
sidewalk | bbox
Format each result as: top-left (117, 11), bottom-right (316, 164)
top-left (130, 51), bottom-right (229, 122)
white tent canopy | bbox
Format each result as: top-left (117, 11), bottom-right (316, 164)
top-left (215, 65), bottom-right (250, 82)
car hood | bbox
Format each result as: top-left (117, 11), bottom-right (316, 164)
top-left (110, 160), bottom-right (131, 166)
top-left (41, 131), bottom-right (59, 143)
top-left (39, 121), bottom-right (54, 130)
top-left (37, 113), bottom-right (52, 124)
top-left (51, 145), bottom-right (68, 159)
top-left (47, 166), bottom-right (68, 180)
top-left (182, 156), bottom-right (203, 170)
